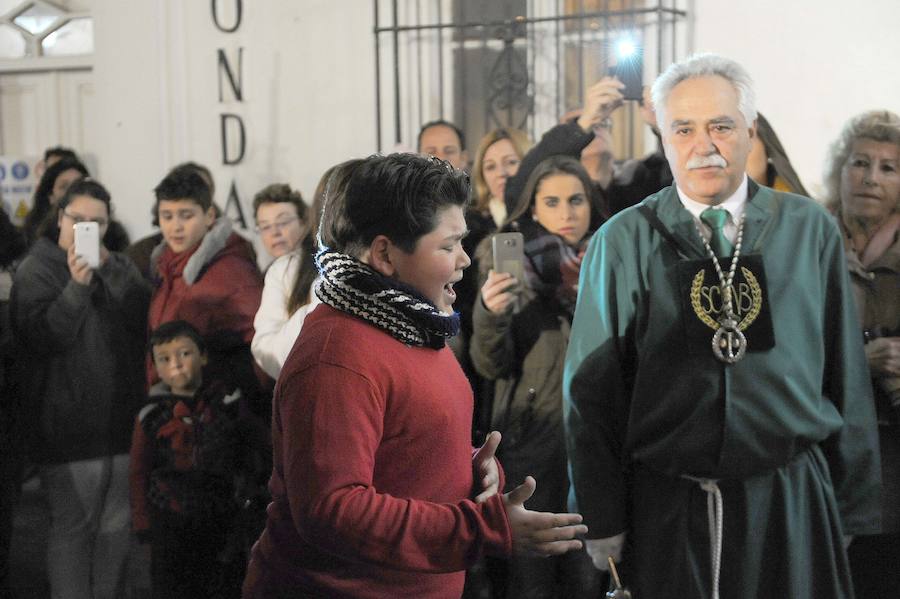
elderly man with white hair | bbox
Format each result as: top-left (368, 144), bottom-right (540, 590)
top-left (563, 53), bottom-right (881, 598)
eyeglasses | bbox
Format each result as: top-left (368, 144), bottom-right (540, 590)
top-left (255, 216), bottom-right (299, 235)
top-left (63, 210), bottom-right (108, 227)
top-left (593, 118), bottom-right (614, 133)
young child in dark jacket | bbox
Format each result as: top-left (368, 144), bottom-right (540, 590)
top-left (129, 320), bottom-right (269, 599)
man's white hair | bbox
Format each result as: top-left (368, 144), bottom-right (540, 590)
top-left (651, 53), bottom-right (757, 127)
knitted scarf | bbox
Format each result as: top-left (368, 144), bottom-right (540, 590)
top-left (514, 219), bottom-right (586, 317)
top-left (314, 247), bottom-right (460, 349)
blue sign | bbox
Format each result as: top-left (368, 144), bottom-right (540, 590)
top-left (11, 161), bottom-right (28, 180)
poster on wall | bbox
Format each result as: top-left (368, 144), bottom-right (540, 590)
top-left (0, 156), bottom-right (39, 226)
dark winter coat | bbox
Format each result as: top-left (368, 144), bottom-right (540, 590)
top-left (11, 238), bottom-right (151, 463)
top-left (469, 239), bottom-right (572, 513)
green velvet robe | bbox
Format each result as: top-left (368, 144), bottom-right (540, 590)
top-left (564, 183), bottom-right (881, 599)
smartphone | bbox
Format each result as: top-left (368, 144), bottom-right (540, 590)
top-left (73, 221), bottom-right (100, 268)
top-left (492, 232), bottom-right (525, 283)
top-left (609, 56), bottom-right (643, 102)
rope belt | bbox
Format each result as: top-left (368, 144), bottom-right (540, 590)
top-left (682, 476), bottom-right (723, 599)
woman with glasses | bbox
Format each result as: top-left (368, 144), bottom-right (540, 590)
top-left (251, 177), bottom-right (330, 380)
top-left (823, 110), bottom-right (900, 597)
top-left (253, 184), bottom-right (306, 261)
top-left (10, 177), bottom-right (151, 599)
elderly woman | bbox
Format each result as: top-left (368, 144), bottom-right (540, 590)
top-left (825, 109), bottom-right (900, 598)
top-left (251, 172), bottom-right (340, 380)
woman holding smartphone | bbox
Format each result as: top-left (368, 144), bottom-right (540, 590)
top-left (11, 178), bottom-right (150, 599)
top-left (470, 156), bottom-right (603, 598)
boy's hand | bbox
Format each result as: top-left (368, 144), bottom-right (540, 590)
top-left (503, 476), bottom-right (587, 556)
top-left (473, 431), bottom-right (501, 503)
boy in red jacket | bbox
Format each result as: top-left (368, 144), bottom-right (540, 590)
top-left (242, 154), bottom-right (588, 599)
top-left (147, 166), bottom-right (264, 404)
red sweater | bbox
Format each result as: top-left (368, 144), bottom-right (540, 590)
top-left (243, 305), bottom-right (512, 598)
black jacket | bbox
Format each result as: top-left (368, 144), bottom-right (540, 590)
top-left (11, 238), bottom-right (151, 463)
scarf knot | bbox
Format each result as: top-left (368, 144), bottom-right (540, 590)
top-left (314, 247), bottom-right (460, 349)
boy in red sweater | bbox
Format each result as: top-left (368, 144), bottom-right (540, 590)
top-left (147, 166), bottom-right (264, 404)
top-left (243, 155), bottom-right (587, 598)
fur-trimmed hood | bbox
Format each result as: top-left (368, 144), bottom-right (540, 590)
top-left (151, 217), bottom-right (237, 285)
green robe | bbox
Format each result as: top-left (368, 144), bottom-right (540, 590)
top-left (564, 183), bottom-right (881, 599)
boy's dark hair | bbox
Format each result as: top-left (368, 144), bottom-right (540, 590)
top-left (174, 161), bottom-right (215, 195)
top-left (153, 165), bottom-right (213, 213)
top-left (149, 320), bottom-right (207, 355)
top-left (319, 153), bottom-right (470, 257)
top-left (150, 162), bottom-right (216, 227)
top-left (417, 119), bottom-right (466, 151)
top-left (252, 183), bottom-right (306, 222)
top-left (43, 146), bottom-right (78, 163)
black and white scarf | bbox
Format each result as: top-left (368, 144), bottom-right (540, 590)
top-left (314, 247), bottom-right (460, 349)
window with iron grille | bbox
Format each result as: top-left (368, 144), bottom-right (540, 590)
top-left (373, 0), bottom-right (687, 163)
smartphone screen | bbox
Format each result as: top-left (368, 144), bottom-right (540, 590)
top-left (73, 222), bottom-right (100, 268)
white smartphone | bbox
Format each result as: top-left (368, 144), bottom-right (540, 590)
top-left (73, 222), bottom-right (100, 268)
top-left (491, 232), bottom-right (525, 282)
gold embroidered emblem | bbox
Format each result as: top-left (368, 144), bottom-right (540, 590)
top-left (690, 266), bottom-right (762, 331)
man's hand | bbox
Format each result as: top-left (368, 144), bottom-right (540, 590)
top-left (503, 476), bottom-right (587, 556)
top-left (585, 532), bottom-right (626, 571)
top-left (865, 336), bottom-right (900, 377)
top-left (576, 78), bottom-right (625, 133)
top-left (481, 270), bottom-right (518, 315)
top-left (473, 431), bottom-right (502, 503)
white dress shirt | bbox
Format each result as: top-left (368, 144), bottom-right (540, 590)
top-left (676, 175), bottom-right (749, 245)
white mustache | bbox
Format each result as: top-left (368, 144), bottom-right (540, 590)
top-left (687, 155), bottom-right (727, 169)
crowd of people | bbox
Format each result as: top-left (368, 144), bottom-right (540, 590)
top-left (0, 51), bottom-right (897, 599)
